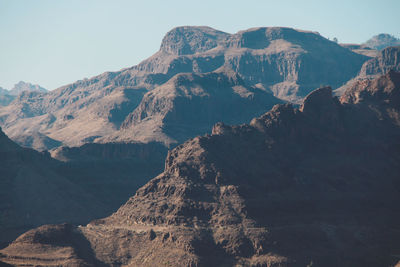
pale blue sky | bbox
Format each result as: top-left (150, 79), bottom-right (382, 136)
top-left (0, 0), bottom-right (399, 90)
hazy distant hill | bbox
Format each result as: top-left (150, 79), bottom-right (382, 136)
top-left (0, 26), bottom-right (368, 150)
top-left (8, 81), bottom-right (47, 96)
top-left (364, 33), bottom-right (400, 50)
top-left (0, 82), bottom-right (47, 107)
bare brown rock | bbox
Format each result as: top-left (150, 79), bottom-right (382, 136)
top-left (335, 46), bottom-right (400, 96)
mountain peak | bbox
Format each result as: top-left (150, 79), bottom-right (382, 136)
top-left (160, 26), bottom-right (230, 55)
top-left (364, 33), bottom-right (400, 50)
top-left (9, 81), bottom-right (47, 96)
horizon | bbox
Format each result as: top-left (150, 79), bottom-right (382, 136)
top-left (1, 0), bottom-right (399, 90)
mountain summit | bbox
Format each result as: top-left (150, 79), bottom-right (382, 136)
top-left (9, 81), bottom-right (47, 96)
top-left (364, 33), bottom-right (400, 50)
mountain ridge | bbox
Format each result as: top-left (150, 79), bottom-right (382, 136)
top-left (0, 26), bottom-right (368, 150)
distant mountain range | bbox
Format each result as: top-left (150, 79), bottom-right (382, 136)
top-left (0, 26), bottom-right (369, 150)
top-left (2, 70), bottom-right (399, 267)
top-left (0, 82), bottom-right (47, 107)
top-left (0, 81), bottom-right (47, 96)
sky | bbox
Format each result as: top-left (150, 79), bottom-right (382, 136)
top-left (0, 0), bottom-right (399, 90)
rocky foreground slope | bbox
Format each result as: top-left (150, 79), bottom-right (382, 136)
top-left (0, 26), bottom-right (368, 150)
top-left (2, 71), bottom-right (399, 266)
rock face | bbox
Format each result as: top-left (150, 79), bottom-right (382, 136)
top-left (335, 46), bottom-right (400, 95)
top-left (103, 71), bottom-right (282, 145)
top-left (358, 46), bottom-right (400, 77)
top-left (2, 72), bottom-right (399, 266)
top-left (364, 33), bottom-right (400, 50)
top-left (0, 26), bottom-right (368, 150)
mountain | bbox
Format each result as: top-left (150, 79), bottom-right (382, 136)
top-left (0, 82), bottom-right (46, 107)
top-left (364, 33), bottom-right (400, 50)
top-left (358, 45), bottom-right (400, 76)
top-left (101, 71), bottom-right (282, 145)
top-left (0, 127), bottom-right (104, 248)
top-left (8, 81), bottom-right (47, 96)
top-left (0, 87), bottom-right (15, 107)
top-left (0, 26), bottom-right (368, 150)
top-left (335, 46), bottom-right (400, 95)
top-left (0, 126), bottom-right (168, 248)
top-left (2, 71), bottom-right (398, 266)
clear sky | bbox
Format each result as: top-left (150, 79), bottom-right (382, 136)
top-left (1, 0), bottom-right (399, 90)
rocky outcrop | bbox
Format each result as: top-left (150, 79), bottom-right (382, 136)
top-left (3, 72), bottom-right (399, 266)
top-left (0, 26), bottom-right (368, 150)
top-left (335, 46), bottom-right (400, 96)
top-left (358, 46), bottom-right (400, 77)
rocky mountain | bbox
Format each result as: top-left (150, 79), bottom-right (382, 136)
top-left (364, 33), bottom-right (400, 50)
top-left (0, 82), bottom-right (47, 107)
top-left (0, 26), bottom-right (368, 150)
top-left (2, 71), bottom-right (398, 266)
top-left (335, 46), bottom-right (400, 95)
top-left (8, 81), bottom-right (47, 96)
top-left (358, 45), bottom-right (400, 77)
top-left (102, 71), bottom-right (282, 145)
top-left (0, 126), bottom-right (168, 249)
